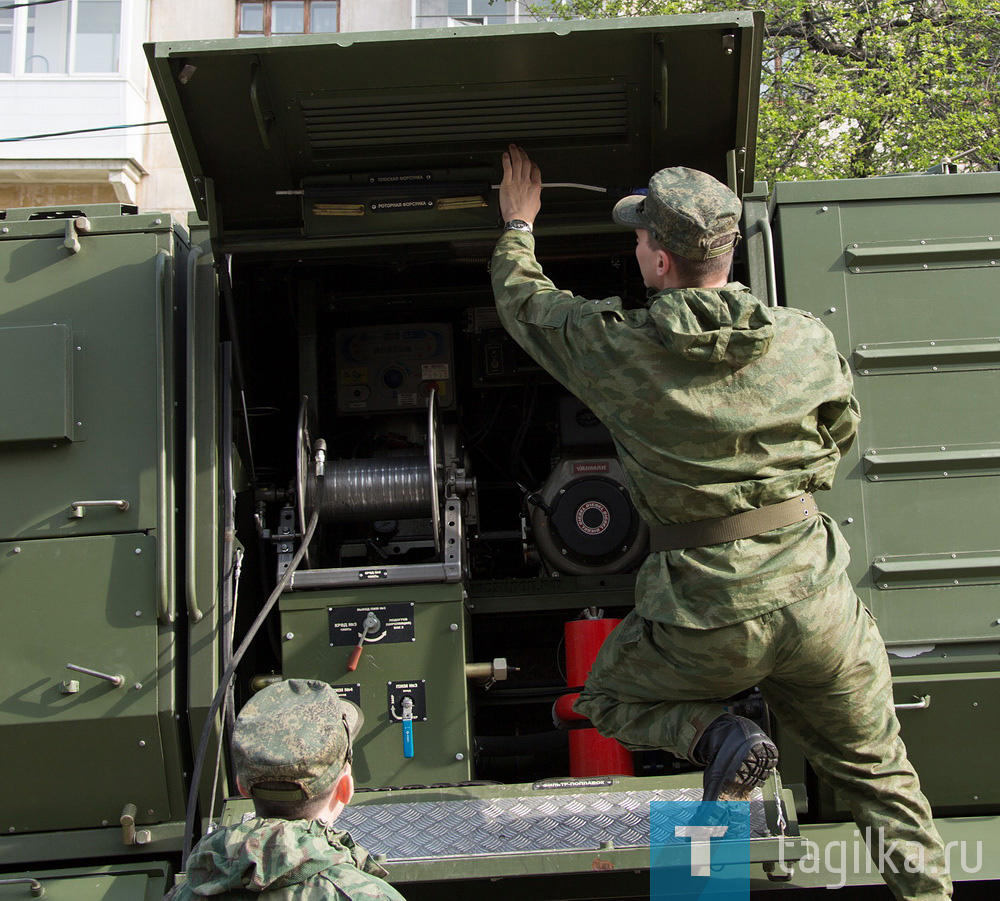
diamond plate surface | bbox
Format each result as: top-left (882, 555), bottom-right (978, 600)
top-left (339, 787), bottom-right (769, 861)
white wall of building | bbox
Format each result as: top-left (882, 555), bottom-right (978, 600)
top-left (343, 0), bottom-right (410, 33)
top-left (141, 0), bottom-right (236, 221)
top-left (0, 0), bottom-right (151, 207)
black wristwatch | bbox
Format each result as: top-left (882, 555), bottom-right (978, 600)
top-left (503, 219), bottom-right (533, 233)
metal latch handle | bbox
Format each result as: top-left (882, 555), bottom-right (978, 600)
top-left (120, 803), bottom-right (151, 846)
top-left (64, 216), bottom-right (90, 254)
top-left (894, 695), bottom-right (931, 711)
top-left (66, 663), bottom-right (124, 688)
top-left (68, 499), bottom-right (129, 519)
top-left (0, 878), bottom-right (44, 897)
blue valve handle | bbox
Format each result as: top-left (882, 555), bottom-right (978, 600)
top-left (401, 696), bottom-right (414, 758)
top-left (402, 718), bottom-right (414, 758)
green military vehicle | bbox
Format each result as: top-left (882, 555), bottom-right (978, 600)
top-left (2, 13), bottom-right (998, 899)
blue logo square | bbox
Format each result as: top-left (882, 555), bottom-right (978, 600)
top-left (650, 800), bottom-right (757, 900)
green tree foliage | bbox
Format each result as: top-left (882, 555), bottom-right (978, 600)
top-left (527, 0), bottom-right (1000, 183)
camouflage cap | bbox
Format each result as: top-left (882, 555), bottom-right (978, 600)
top-left (233, 679), bottom-right (363, 802)
top-left (612, 167), bottom-right (742, 260)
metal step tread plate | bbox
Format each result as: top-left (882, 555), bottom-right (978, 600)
top-left (336, 786), bottom-right (769, 861)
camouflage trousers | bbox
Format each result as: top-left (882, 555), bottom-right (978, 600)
top-left (574, 572), bottom-right (952, 901)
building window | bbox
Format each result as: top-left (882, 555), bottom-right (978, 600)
top-left (237, 1), bottom-right (340, 37)
top-left (414, 1), bottom-right (534, 28)
top-left (0, 0), bottom-right (121, 75)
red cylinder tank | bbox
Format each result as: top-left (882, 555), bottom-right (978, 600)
top-left (562, 617), bottom-right (634, 777)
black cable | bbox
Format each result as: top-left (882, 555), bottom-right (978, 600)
top-left (0, 120), bottom-right (168, 142)
top-left (1, 0), bottom-right (67, 10)
top-left (181, 507), bottom-right (320, 867)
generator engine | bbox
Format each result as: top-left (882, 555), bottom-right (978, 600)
top-left (529, 456), bottom-right (648, 576)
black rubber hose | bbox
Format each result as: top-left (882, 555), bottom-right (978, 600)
top-left (181, 507), bottom-right (320, 867)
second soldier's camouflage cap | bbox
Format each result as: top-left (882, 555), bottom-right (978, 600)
top-left (612, 167), bottom-right (742, 260)
top-left (233, 679), bottom-right (363, 802)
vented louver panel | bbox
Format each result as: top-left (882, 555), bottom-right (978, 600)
top-left (301, 82), bottom-right (629, 154)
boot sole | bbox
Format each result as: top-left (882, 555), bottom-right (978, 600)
top-left (716, 739), bottom-right (779, 801)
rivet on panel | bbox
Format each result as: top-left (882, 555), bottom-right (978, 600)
top-left (827, 307), bottom-right (837, 314)
top-left (920, 240), bottom-right (926, 245)
top-left (455, 753), bottom-right (465, 761)
top-left (284, 632), bottom-right (294, 640)
top-left (135, 610), bottom-right (142, 617)
top-left (13, 547), bottom-right (20, 554)
top-left (872, 475), bottom-right (879, 480)
top-left (138, 740), bottom-right (146, 747)
top-left (932, 366), bottom-right (938, 371)
top-left (853, 268), bottom-right (861, 273)
top-left (862, 370), bottom-right (869, 375)
top-left (449, 623), bottom-right (459, 632)
top-left (953, 580), bottom-right (960, 585)
top-left (930, 341), bottom-right (936, 346)
top-left (845, 517), bottom-right (854, 524)
top-left (133, 683), bottom-right (143, 690)
top-left (880, 584), bottom-right (888, 589)
top-left (134, 548), bottom-right (142, 554)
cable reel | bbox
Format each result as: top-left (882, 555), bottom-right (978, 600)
top-left (295, 390), bottom-right (461, 563)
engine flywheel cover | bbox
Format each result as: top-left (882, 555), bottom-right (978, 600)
top-left (550, 477), bottom-right (633, 557)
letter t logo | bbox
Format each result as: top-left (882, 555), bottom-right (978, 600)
top-left (675, 826), bottom-right (729, 877)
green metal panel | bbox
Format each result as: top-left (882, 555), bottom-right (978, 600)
top-left (280, 583), bottom-right (471, 788)
top-left (814, 663), bottom-right (1000, 820)
top-left (0, 533), bottom-right (182, 833)
top-left (0, 324), bottom-right (74, 444)
top-left (0, 211), bottom-right (178, 544)
top-left (772, 173), bottom-right (1000, 644)
top-left (146, 14), bottom-right (762, 254)
top-left (891, 670), bottom-right (1000, 810)
top-left (0, 863), bottom-right (171, 901)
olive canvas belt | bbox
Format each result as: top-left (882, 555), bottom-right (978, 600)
top-left (647, 493), bottom-right (819, 552)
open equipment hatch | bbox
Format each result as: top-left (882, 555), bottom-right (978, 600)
top-left (145, 14), bottom-right (806, 896)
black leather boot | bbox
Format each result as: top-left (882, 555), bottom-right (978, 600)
top-left (694, 714), bottom-right (778, 803)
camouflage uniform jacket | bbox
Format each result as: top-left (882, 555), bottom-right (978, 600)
top-left (163, 818), bottom-right (406, 900)
top-left (491, 231), bottom-right (860, 629)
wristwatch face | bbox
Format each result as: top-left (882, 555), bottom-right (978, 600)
top-left (505, 219), bottom-right (532, 232)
